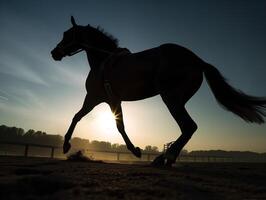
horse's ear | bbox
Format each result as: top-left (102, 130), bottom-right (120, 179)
top-left (71, 16), bottom-right (77, 27)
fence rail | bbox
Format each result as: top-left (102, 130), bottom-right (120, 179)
top-left (0, 141), bottom-right (61, 158)
top-left (0, 141), bottom-right (235, 162)
top-left (0, 141), bottom-right (160, 160)
top-left (84, 148), bottom-right (160, 161)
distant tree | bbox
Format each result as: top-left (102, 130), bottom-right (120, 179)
top-left (100, 141), bottom-right (111, 150)
top-left (89, 140), bottom-right (112, 150)
top-left (24, 129), bottom-right (35, 136)
top-left (0, 125), bottom-right (8, 135)
top-left (151, 146), bottom-right (159, 152)
top-left (90, 140), bottom-right (100, 149)
top-left (17, 128), bottom-right (25, 136)
top-left (9, 127), bottom-right (18, 136)
top-left (0, 125), bottom-right (8, 139)
top-left (145, 145), bottom-right (152, 152)
top-left (117, 144), bottom-right (128, 152)
top-left (180, 149), bottom-right (188, 155)
top-left (34, 131), bottom-right (43, 136)
top-left (111, 143), bottom-right (120, 150)
top-left (145, 145), bottom-right (159, 152)
top-left (71, 137), bottom-right (90, 149)
top-left (50, 135), bottom-right (63, 146)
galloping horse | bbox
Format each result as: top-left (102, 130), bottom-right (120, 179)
top-left (51, 17), bottom-right (266, 166)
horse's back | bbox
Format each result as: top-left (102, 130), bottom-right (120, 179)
top-left (108, 47), bottom-right (161, 100)
top-left (106, 43), bottom-right (204, 101)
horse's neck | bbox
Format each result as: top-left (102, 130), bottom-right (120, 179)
top-left (85, 49), bottom-right (110, 70)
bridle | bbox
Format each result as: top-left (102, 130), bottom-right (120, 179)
top-left (55, 27), bottom-right (113, 58)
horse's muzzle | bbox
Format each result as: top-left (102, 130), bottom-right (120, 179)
top-left (51, 48), bottom-right (63, 61)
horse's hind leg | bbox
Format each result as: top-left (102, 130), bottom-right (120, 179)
top-left (163, 103), bottom-right (197, 166)
top-left (151, 99), bottom-right (197, 166)
top-left (152, 70), bottom-right (203, 166)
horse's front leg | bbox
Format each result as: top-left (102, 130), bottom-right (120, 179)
top-left (110, 102), bottom-right (142, 158)
top-left (63, 94), bottom-right (98, 154)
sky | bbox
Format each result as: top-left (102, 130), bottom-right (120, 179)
top-left (0, 0), bottom-right (265, 152)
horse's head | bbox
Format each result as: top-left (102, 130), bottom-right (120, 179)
top-left (51, 16), bottom-right (119, 61)
top-left (51, 16), bottom-right (86, 61)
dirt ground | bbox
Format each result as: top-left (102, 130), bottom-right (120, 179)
top-left (0, 156), bottom-right (265, 200)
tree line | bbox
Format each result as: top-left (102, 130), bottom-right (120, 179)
top-left (1, 125), bottom-right (264, 160)
top-left (0, 125), bottom-right (159, 153)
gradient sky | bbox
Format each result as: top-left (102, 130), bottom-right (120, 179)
top-left (0, 0), bottom-right (265, 152)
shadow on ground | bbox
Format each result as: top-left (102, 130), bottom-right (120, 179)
top-left (0, 156), bottom-right (265, 200)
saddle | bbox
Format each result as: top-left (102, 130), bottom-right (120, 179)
top-left (101, 48), bottom-right (131, 102)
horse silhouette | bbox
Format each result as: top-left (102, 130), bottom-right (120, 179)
top-left (51, 16), bottom-right (266, 166)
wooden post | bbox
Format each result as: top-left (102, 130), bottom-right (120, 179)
top-left (51, 147), bottom-right (55, 158)
top-left (24, 144), bottom-right (29, 157)
top-left (117, 152), bottom-right (120, 161)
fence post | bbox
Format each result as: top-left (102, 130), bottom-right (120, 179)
top-left (147, 154), bottom-right (150, 161)
top-left (24, 144), bottom-right (29, 157)
top-left (51, 147), bottom-right (55, 158)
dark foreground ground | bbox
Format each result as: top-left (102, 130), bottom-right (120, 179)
top-left (0, 156), bottom-right (265, 200)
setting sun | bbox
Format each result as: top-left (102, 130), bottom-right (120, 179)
top-left (96, 110), bottom-right (117, 134)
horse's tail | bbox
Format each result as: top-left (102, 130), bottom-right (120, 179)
top-left (203, 62), bottom-right (266, 124)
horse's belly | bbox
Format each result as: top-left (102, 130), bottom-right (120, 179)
top-left (110, 68), bottom-right (159, 101)
top-left (112, 81), bottom-right (158, 101)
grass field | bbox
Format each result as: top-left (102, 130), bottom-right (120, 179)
top-left (0, 156), bottom-right (265, 200)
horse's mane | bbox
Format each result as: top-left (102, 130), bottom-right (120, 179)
top-left (96, 26), bottom-right (119, 46)
top-left (87, 25), bottom-right (119, 49)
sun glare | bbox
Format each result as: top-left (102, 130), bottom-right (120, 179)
top-left (96, 110), bottom-right (117, 133)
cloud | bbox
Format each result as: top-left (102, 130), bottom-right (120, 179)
top-left (0, 12), bottom-right (89, 89)
top-left (0, 54), bottom-right (49, 86)
top-left (0, 89), bottom-right (9, 101)
top-left (52, 63), bottom-right (86, 87)
top-left (0, 95), bottom-right (8, 101)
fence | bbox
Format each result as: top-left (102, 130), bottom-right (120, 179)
top-left (0, 141), bottom-right (60, 158)
top-left (84, 148), bottom-right (160, 161)
top-left (0, 141), bottom-right (160, 161)
top-left (0, 141), bottom-right (235, 162)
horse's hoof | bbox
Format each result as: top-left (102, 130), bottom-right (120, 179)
top-left (151, 154), bottom-right (165, 167)
top-left (132, 147), bottom-right (142, 158)
top-left (165, 159), bottom-right (175, 167)
top-left (164, 153), bottom-right (176, 167)
top-left (63, 142), bottom-right (71, 154)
